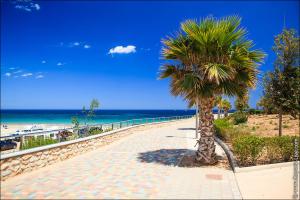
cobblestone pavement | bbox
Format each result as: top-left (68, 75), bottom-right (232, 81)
top-left (1, 119), bottom-right (241, 199)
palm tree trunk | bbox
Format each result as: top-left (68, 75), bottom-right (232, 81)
top-left (196, 97), bottom-right (217, 164)
top-left (195, 98), bottom-right (199, 139)
top-left (224, 110), bottom-right (228, 117)
top-left (217, 107), bottom-right (220, 119)
top-left (279, 108), bottom-right (282, 137)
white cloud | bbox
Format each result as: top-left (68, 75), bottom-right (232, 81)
top-left (15, 5), bottom-right (32, 12)
top-left (84, 44), bottom-right (91, 49)
top-left (36, 75), bottom-right (44, 79)
top-left (108, 45), bottom-right (136, 54)
top-left (68, 42), bottom-right (80, 47)
top-left (13, 1), bottom-right (41, 12)
top-left (9, 67), bottom-right (15, 70)
top-left (5, 73), bottom-right (11, 77)
top-left (42, 60), bottom-right (46, 64)
top-left (57, 62), bottom-right (64, 66)
top-left (34, 3), bottom-right (40, 10)
top-left (13, 70), bottom-right (22, 74)
top-left (21, 73), bottom-right (33, 77)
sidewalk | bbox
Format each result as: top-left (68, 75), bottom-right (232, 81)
top-left (235, 162), bottom-right (298, 199)
top-left (1, 119), bottom-right (241, 199)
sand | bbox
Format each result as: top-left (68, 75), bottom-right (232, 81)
top-left (0, 124), bottom-right (72, 137)
top-left (247, 114), bottom-right (299, 136)
top-left (0, 114), bottom-right (220, 137)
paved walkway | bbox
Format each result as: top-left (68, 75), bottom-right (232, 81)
top-left (235, 162), bottom-right (298, 199)
top-left (1, 119), bottom-right (241, 199)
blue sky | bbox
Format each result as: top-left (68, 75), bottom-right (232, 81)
top-left (1, 0), bottom-right (299, 109)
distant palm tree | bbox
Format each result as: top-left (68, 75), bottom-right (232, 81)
top-left (159, 16), bottom-right (265, 164)
top-left (214, 96), bottom-right (223, 119)
top-left (222, 99), bottom-right (232, 117)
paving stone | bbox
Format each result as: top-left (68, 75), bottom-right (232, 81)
top-left (1, 119), bottom-right (241, 199)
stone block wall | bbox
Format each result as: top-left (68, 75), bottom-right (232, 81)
top-left (0, 126), bottom-right (134, 181)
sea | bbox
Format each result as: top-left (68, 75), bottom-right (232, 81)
top-left (0, 109), bottom-right (202, 124)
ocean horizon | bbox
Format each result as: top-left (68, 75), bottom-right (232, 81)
top-left (0, 109), bottom-right (233, 124)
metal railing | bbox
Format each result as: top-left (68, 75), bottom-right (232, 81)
top-left (0, 115), bottom-right (194, 153)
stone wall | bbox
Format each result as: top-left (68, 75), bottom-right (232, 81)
top-left (0, 125), bottom-right (138, 181)
top-left (0, 119), bottom-right (186, 181)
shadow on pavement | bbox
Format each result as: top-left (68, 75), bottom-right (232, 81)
top-left (166, 135), bottom-right (195, 139)
top-left (137, 149), bottom-right (194, 167)
top-left (177, 128), bottom-right (195, 131)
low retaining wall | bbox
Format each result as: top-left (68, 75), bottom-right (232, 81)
top-left (214, 136), bottom-right (238, 172)
top-left (0, 119), bottom-right (186, 181)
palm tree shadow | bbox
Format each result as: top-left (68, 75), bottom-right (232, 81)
top-left (166, 135), bottom-right (195, 139)
top-left (137, 149), bottom-right (194, 167)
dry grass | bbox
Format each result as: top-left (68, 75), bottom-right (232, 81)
top-left (246, 114), bottom-right (299, 137)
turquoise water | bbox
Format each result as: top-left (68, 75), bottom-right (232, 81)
top-left (1, 109), bottom-right (196, 124)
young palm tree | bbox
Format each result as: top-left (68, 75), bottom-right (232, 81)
top-left (222, 99), bottom-right (232, 117)
top-left (159, 16), bottom-right (265, 164)
top-left (214, 96), bottom-right (223, 119)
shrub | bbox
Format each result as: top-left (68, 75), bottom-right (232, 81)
top-left (104, 128), bottom-right (113, 132)
top-left (21, 137), bottom-right (57, 150)
top-left (57, 130), bottom-right (73, 141)
top-left (231, 112), bottom-right (248, 125)
top-left (233, 135), bottom-right (265, 166)
top-left (214, 119), bottom-right (232, 140)
top-left (264, 136), bottom-right (299, 163)
top-left (248, 109), bottom-right (263, 115)
top-left (275, 136), bottom-right (294, 161)
top-left (214, 118), bottom-right (249, 141)
top-left (264, 137), bottom-right (281, 163)
top-left (89, 127), bottom-right (103, 135)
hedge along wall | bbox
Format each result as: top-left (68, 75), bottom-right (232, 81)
top-left (0, 120), bottom-right (176, 181)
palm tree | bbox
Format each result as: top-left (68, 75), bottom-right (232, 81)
top-left (214, 96), bottom-right (223, 119)
top-left (159, 16), bottom-right (265, 164)
top-left (222, 99), bottom-right (232, 117)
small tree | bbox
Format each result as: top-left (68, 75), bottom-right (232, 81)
top-left (87, 99), bottom-right (100, 120)
top-left (82, 99), bottom-right (100, 125)
top-left (214, 96), bottom-right (223, 119)
top-left (262, 29), bottom-right (300, 136)
top-left (222, 99), bottom-right (232, 117)
top-left (235, 91), bottom-right (249, 112)
top-left (71, 116), bottom-right (80, 128)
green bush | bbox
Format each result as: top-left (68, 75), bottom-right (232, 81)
top-left (231, 112), bottom-right (248, 125)
top-left (264, 136), bottom-right (299, 162)
top-left (21, 137), bottom-right (57, 150)
top-left (275, 136), bottom-right (294, 161)
top-left (233, 135), bottom-right (265, 166)
top-left (264, 137), bottom-right (281, 163)
top-left (214, 118), bottom-right (249, 141)
top-left (214, 119), bottom-right (232, 140)
top-left (89, 127), bottom-right (103, 135)
top-left (248, 109), bottom-right (263, 115)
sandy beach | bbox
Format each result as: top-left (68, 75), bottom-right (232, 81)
top-left (1, 114), bottom-right (221, 137)
top-left (0, 124), bottom-right (72, 137)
